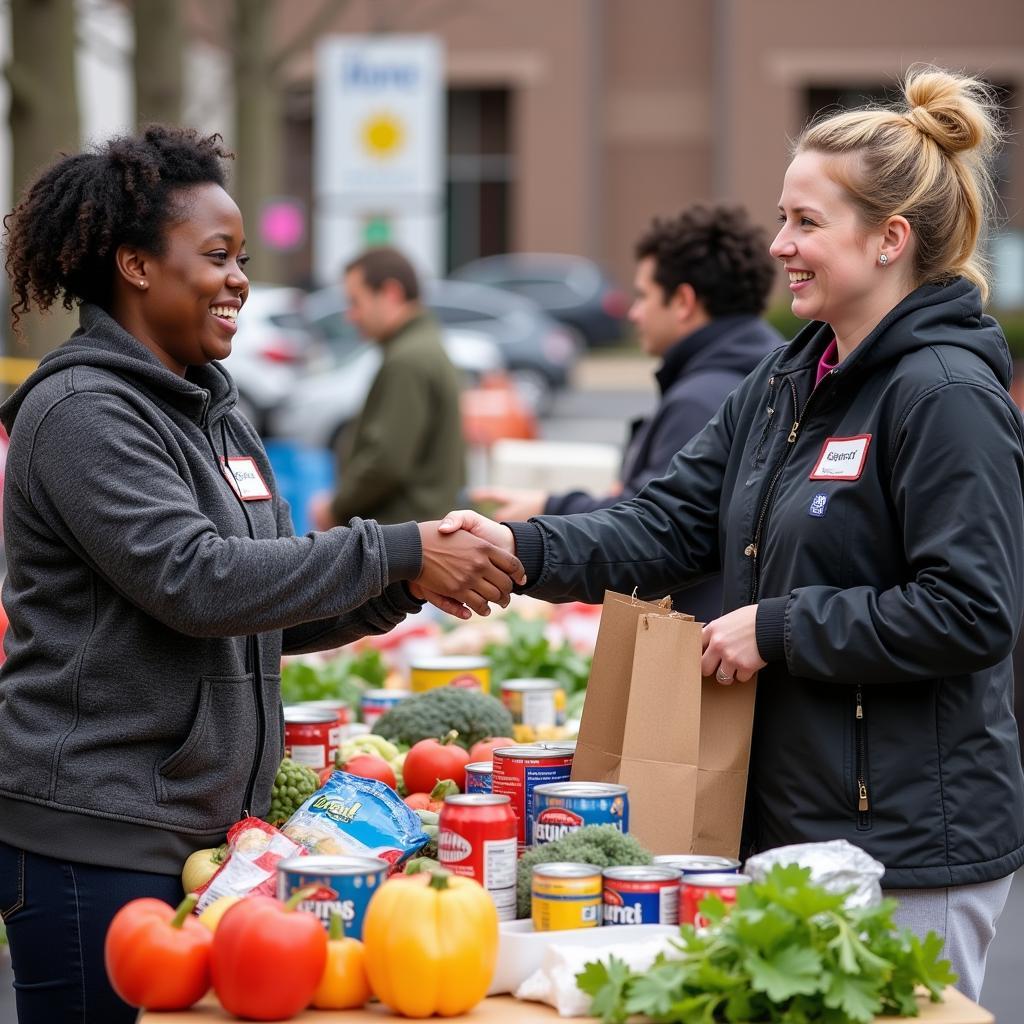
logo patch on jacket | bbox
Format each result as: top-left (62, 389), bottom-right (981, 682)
top-left (808, 492), bottom-right (829, 517)
top-left (220, 456), bottom-right (272, 500)
top-left (809, 435), bottom-right (871, 481)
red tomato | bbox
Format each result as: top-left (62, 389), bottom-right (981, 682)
top-left (403, 732), bottom-right (471, 794)
top-left (342, 754), bottom-right (397, 790)
top-left (468, 737), bottom-right (517, 763)
top-left (211, 893), bottom-right (327, 1021)
top-left (317, 765), bottom-right (336, 786)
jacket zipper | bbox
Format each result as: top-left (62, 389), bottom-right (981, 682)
top-left (855, 686), bottom-right (871, 828)
top-left (751, 376), bottom-right (779, 467)
top-left (745, 371), bottom-right (836, 600)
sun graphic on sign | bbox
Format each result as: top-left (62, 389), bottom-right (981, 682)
top-left (361, 112), bottom-right (405, 160)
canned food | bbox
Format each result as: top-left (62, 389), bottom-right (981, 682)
top-left (492, 744), bottom-right (574, 850)
top-left (602, 866), bottom-right (680, 925)
top-left (501, 678), bottom-right (566, 729)
top-left (276, 854), bottom-right (389, 938)
top-left (653, 854), bottom-right (742, 876)
top-left (531, 862), bottom-right (602, 931)
top-left (532, 782), bottom-right (629, 845)
top-left (409, 657), bottom-right (490, 694)
top-left (360, 689), bottom-right (410, 730)
top-left (297, 699), bottom-right (351, 725)
top-left (438, 794), bottom-right (517, 920)
top-left (540, 740), bottom-right (577, 753)
top-left (464, 761), bottom-right (493, 794)
top-left (680, 872), bottom-right (752, 929)
top-left (283, 707), bottom-right (340, 771)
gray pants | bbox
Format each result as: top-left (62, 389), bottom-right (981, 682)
top-left (887, 874), bottom-right (1014, 1001)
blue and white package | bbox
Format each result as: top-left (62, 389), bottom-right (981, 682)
top-left (281, 770), bottom-right (428, 868)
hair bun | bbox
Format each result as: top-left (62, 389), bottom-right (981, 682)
top-left (903, 66), bottom-right (994, 156)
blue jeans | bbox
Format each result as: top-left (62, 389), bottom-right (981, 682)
top-left (0, 840), bottom-right (184, 1024)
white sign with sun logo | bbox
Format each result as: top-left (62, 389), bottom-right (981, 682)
top-left (315, 35), bottom-right (444, 198)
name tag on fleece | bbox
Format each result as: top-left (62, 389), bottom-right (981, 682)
top-left (220, 456), bottom-right (272, 501)
top-left (809, 435), bottom-right (871, 481)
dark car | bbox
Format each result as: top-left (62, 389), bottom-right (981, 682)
top-left (303, 278), bottom-right (579, 412)
top-left (451, 252), bottom-right (630, 349)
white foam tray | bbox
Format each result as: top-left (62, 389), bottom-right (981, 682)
top-left (489, 920), bottom-right (678, 996)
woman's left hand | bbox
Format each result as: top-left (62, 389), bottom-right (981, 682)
top-left (701, 605), bottom-right (767, 684)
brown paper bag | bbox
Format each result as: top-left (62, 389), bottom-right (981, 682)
top-left (570, 590), bottom-right (756, 858)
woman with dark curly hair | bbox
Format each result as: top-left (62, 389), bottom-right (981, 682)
top-left (444, 66), bottom-right (1024, 997)
top-left (0, 124), bottom-right (521, 1023)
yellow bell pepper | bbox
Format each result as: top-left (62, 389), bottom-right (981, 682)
top-left (311, 910), bottom-right (371, 1010)
top-left (362, 869), bottom-right (498, 1018)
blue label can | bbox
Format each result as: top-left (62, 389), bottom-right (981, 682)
top-left (464, 760), bottom-right (493, 793)
top-left (532, 782), bottom-right (629, 846)
top-left (276, 854), bottom-right (388, 938)
top-left (602, 866), bottom-right (681, 925)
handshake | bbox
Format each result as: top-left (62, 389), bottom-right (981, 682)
top-left (410, 510), bottom-right (523, 620)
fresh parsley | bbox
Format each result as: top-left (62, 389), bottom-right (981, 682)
top-left (576, 864), bottom-right (956, 1023)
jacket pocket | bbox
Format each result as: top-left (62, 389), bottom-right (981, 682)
top-left (155, 674), bottom-right (258, 823)
top-left (0, 845), bottom-right (25, 920)
top-left (852, 686), bottom-right (873, 831)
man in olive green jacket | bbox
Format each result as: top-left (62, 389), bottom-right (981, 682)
top-left (312, 247), bottom-right (466, 528)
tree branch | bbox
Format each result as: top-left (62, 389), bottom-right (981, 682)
top-left (269, 0), bottom-right (351, 77)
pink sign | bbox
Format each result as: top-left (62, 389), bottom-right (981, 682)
top-left (261, 200), bottom-right (305, 251)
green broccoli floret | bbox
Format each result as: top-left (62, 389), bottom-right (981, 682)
top-left (516, 825), bottom-right (653, 918)
top-left (372, 686), bottom-right (514, 750)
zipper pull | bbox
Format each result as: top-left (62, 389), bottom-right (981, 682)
top-left (858, 784), bottom-right (869, 812)
top-left (744, 543), bottom-right (757, 557)
top-left (855, 690), bottom-right (864, 720)
top-left (787, 420), bottom-right (800, 443)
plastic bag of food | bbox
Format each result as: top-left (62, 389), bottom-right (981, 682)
top-left (744, 839), bottom-right (884, 909)
top-left (281, 770), bottom-right (429, 868)
top-left (194, 816), bottom-right (306, 912)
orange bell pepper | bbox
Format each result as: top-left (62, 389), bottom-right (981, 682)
top-left (311, 909), bottom-right (371, 1010)
top-left (103, 892), bottom-right (212, 1010)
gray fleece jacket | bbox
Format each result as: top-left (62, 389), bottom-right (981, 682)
top-left (0, 305), bottom-right (423, 873)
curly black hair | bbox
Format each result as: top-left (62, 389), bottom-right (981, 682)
top-left (4, 124), bottom-right (233, 336)
top-left (634, 204), bottom-right (776, 317)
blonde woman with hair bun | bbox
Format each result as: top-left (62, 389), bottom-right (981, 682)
top-left (440, 65), bottom-right (1024, 999)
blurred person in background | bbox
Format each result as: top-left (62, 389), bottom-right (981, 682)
top-left (310, 246), bottom-right (465, 530)
top-left (472, 204), bottom-right (781, 621)
top-left (0, 127), bottom-right (520, 1024)
top-left (443, 67), bottom-right (1024, 998)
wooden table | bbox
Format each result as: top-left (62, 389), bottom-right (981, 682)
top-left (142, 989), bottom-right (994, 1023)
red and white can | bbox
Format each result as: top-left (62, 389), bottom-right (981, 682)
top-left (680, 872), bottom-right (752, 930)
top-left (492, 744), bottom-right (574, 851)
top-left (283, 707), bottom-right (339, 772)
top-left (438, 794), bottom-right (518, 920)
top-left (297, 700), bottom-right (350, 754)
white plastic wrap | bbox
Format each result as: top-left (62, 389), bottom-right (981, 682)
top-left (744, 839), bottom-right (884, 909)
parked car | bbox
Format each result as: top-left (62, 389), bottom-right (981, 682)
top-left (303, 278), bottom-right (580, 412)
top-left (268, 326), bottom-right (507, 450)
top-left (450, 253), bottom-right (630, 348)
top-left (226, 284), bottom-right (314, 432)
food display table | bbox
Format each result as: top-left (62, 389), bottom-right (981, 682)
top-left (142, 989), bottom-right (993, 1023)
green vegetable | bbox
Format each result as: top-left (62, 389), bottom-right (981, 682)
top-left (576, 863), bottom-right (957, 1024)
top-left (515, 825), bottom-right (652, 918)
top-left (413, 808), bottom-right (439, 858)
top-left (264, 757), bottom-right (320, 826)
top-left (372, 687), bottom-right (514, 751)
top-left (484, 614), bottom-right (592, 693)
top-left (280, 649), bottom-right (388, 715)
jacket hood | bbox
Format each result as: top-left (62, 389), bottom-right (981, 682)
top-left (656, 315), bottom-right (783, 394)
top-left (776, 277), bottom-right (1012, 389)
top-left (0, 303), bottom-right (237, 433)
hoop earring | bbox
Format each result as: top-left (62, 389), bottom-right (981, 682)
top-left (878, 253), bottom-right (889, 265)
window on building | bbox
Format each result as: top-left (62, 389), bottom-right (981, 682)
top-left (446, 88), bottom-right (514, 272)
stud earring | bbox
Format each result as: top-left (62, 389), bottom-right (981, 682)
top-left (878, 253), bottom-right (889, 265)
top-left (137, 280), bottom-right (148, 289)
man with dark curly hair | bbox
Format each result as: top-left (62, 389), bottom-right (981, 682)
top-left (474, 204), bottom-right (781, 619)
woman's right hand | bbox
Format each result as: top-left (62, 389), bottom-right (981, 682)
top-left (416, 519), bottom-right (524, 618)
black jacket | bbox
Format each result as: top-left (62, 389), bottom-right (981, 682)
top-left (511, 279), bottom-right (1024, 888)
top-left (544, 316), bottom-right (781, 622)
